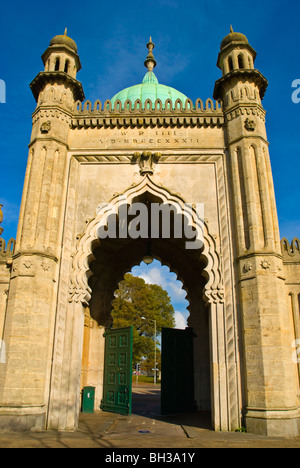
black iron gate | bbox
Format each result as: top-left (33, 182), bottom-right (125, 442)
top-left (161, 327), bottom-right (196, 415)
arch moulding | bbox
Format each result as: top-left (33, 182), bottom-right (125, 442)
top-left (69, 175), bottom-right (225, 307)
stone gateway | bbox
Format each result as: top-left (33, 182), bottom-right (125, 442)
top-left (0, 29), bottom-right (299, 437)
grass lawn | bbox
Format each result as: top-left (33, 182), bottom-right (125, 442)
top-left (132, 374), bottom-right (161, 384)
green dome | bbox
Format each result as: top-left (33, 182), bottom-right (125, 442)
top-left (110, 71), bottom-right (190, 110)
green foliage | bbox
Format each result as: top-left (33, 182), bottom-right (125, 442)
top-left (235, 427), bottom-right (247, 433)
top-left (112, 273), bottom-right (175, 365)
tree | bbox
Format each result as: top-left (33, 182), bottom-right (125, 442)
top-left (111, 273), bottom-right (175, 366)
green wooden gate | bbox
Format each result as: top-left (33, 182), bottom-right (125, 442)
top-left (101, 326), bottom-right (133, 416)
top-left (161, 327), bottom-right (196, 415)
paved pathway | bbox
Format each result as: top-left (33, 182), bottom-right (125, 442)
top-left (0, 386), bottom-right (299, 448)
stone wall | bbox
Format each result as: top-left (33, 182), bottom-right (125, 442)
top-left (282, 238), bottom-right (300, 380)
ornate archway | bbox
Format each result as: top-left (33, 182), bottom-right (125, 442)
top-left (59, 176), bottom-right (241, 432)
top-left (70, 176), bottom-right (224, 308)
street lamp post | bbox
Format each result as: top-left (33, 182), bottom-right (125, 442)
top-left (153, 319), bottom-right (157, 386)
top-left (141, 316), bottom-right (157, 385)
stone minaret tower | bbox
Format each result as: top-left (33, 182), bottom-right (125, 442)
top-left (0, 32), bottom-right (84, 431)
top-left (214, 28), bottom-right (299, 436)
top-left (18, 30), bottom-right (84, 255)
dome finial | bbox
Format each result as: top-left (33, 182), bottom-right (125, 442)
top-left (0, 204), bottom-right (4, 236)
top-left (64, 27), bottom-right (68, 36)
top-left (144, 37), bottom-right (157, 72)
top-left (230, 25), bottom-right (234, 33)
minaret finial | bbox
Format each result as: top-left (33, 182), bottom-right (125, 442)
top-left (0, 204), bottom-right (3, 236)
top-left (230, 25), bottom-right (234, 33)
top-left (144, 37), bottom-right (157, 72)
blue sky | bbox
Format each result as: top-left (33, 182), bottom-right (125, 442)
top-left (0, 0), bottom-right (299, 326)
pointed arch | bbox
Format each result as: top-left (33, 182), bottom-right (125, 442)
top-left (174, 98), bottom-right (183, 111)
top-left (93, 100), bottom-right (102, 112)
top-left (154, 99), bottom-right (163, 111)
top-left (70, 176), bottom-right (223, 307)
top-left (83, 100), bottom-right (92, 112)
top-left (184, 98), bottom-right (193, 111)
top-left (195, 98), bottom-right (204, 111)
top-left (74, 100), bottom-right (83, 112)
top-left (144, 98), bottom-right (152, 111)
top-left (165, 98), bottom-right (172, 110)
top-left (238, 54), bottom-right (245, 69)
top-left (292, 237), bottom-right (300, 253)
top-left (133, 99), bottom-right (142, 111)
top-left (124, 99), bottom-right (132, 111)
top-left (55, 57), bottom-right (60, 71)
top-left (113, 99), bottom-right (123, 112)
top-left (64, 59), bottom-right (70, 74)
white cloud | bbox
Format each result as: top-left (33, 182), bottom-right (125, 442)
top-left (138, 267), bottom-right (167, 288)
top-left (174, 311), bottom-right (187, 329)
top-left (137, 265), bottom-right (187, 303)
top-left (167, 281), bottom-right (187, 301)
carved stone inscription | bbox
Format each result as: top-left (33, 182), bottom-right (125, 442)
top-left (78, 127), bottom-right (214, 150)
top-left (71, 126), bottom-right (225, 151)
top-left (102, 129), bottom-right (201, 148)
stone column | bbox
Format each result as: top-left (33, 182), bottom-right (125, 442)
top-left (207, 290), bottom-right (240, 432)
top-left (81, 310), bottom-right (106, 412)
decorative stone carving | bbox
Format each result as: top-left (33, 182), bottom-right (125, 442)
top-left (133, 151), bottom-right (161, 175)
top-left (261, 259), bottom-right (271, 270)
top-left (243, 262), bottom-right (252, 273)
top-left (40, 121), bottom-right (51, 133)
top-left (41, 261), bottom-right (50, 272)
top-left (204, 287), bottom-right (225, 304)
top-left (23, 260), bottom-right (32, 269)
top-left (281, 237), bottom-right (300, 260)
top-left (244, 118), bottom-right (256, 131)
top-left (0, 238), bottom-right (16, 259)
top-left (71, 97), bottom-right (224, 129)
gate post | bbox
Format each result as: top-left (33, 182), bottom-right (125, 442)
top-left (47, 300), bottom-right (84, 430)
top-left (208, 298), bottom-right (240, 432)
